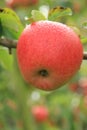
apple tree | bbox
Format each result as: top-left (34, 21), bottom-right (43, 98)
top-left (0, 0), bottom-right (87, 130)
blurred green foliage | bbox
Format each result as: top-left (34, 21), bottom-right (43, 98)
top-left (0, 0), bottom-right (87, 130)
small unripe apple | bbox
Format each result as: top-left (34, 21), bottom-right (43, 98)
top-left (6, 0), bottom-right (38, 8)
top-left (32, 106), bottom-right (49, 122)
top-left (17, 21), bottom-right (83, 91)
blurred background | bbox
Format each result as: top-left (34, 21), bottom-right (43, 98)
top-left (0, 0), bottom-right (87, 130)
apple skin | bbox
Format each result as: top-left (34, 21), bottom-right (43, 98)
top-left (6, 0), bottom-right (38, 8)
top-left (17, 21), bottom-right (83, 91)
top-left (32, 106), bottom-right (49, 122)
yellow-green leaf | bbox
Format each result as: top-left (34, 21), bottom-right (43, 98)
top-left (48, 6), bottom-right (72, 21)
top-left (81, 37), bottom-right (87, 44)
top-left (31, 10), bottom-right (47, 22)
top-left (0, 8), bottom-right (24, 40)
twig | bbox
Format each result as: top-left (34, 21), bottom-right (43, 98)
top-left (0, 37), bottom-right (17, 48)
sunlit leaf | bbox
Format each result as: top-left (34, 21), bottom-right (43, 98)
top-left (0, 8), bottom-right (24, 39)
top-left (48, 6), bottom-right (72, 21)
top-left (31, 10), bottom-right (46, 22)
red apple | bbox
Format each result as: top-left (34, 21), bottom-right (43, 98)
top-left (6, 0), bottom-right (38, 8)
top-left (32, 106), bottom-right (49, 122)
top-left (17, 21), bottom-right (83, 91)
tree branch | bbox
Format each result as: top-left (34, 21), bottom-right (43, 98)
top-left (0, 37), bottom-right (17, 48)
top-left (0, 37), bottom-right (87, 60)
top-left (83, 52), bottom-right (87, 60)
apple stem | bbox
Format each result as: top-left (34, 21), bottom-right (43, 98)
top-left (83, 52), bottom-right (87, 60)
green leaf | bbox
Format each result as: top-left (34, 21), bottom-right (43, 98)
top-left (81, 37), bottom-right (87, 44)
top-left (0, 8), bottom-right (24, 40)
top-left (31, 10), bottom-right (47, 22)
top-left (48, 6), bottom-right (72, 21)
